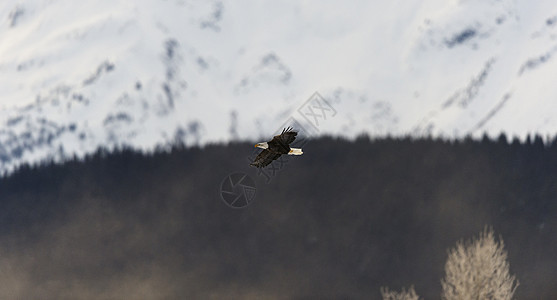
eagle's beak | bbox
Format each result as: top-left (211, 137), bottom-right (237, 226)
top-left (254, 144), bottom-right (258, 147)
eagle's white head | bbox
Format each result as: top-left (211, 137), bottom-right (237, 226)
top-left (255, 142), bottom-right (269, 149)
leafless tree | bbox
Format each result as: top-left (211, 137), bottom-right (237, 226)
top-left (441, 228), bottom-right (518, 300)
top-left (381, 286), bottom-right (420, 300)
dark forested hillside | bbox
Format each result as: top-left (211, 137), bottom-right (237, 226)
top-left (0, 135), bottom-right (555, 299)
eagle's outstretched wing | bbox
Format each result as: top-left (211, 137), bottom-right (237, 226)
top-left (250, 149), bottom-right (281, 168)
top-left (274, 127), bottom-right (297, 146)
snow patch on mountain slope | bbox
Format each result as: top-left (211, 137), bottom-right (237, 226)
top-left (1, 0), bottom-right (557, 172)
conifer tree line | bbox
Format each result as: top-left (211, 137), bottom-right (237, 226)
top-left (0, 134), bottom-right (553, 298)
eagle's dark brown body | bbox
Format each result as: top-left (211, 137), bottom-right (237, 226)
top-left (249, 127), bottom-right (299, 168)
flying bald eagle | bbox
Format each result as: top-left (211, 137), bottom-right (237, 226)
top-left (250, 127), bottom-right (303, 168)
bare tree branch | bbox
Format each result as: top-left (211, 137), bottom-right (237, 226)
top-left (381, 285), bottom-right (420, 300)
top-left (441, 227), bottom-right (518, 300)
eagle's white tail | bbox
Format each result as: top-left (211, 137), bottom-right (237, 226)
top-left (288, 148), bottom-right (303, 155)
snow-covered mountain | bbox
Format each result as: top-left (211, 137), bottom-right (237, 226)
top-left (1, 0), bottom-right (557, 172)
